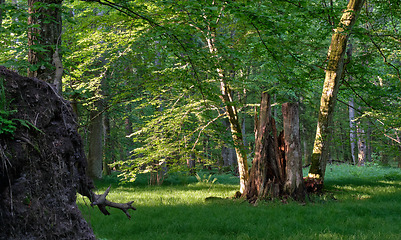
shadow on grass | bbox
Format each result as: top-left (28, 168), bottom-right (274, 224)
top-left (79, 195), bottom-right (401, 240)
top-left (83, 166), bottom-right (401, 239)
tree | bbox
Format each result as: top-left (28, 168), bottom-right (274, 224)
top-left (309, 0), bottom-right (366, 181)
top-left (203, 5), bottom-right (249, 193)
top-left (27, 0), bottom-right (63, 92)
top-left (282, 102), bottom-right (305, 200)
top-left (87, 99), bottom-right (104, 179)
top-left (349, 97), bottom-right (357, 164)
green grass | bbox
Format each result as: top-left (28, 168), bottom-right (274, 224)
top-left (77, 165), bottom-right (401, 240)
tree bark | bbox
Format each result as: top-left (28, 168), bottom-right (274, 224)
top-left (221, 84), bottom-right (249, 193)
top-left (357, 106), bottom-right (366, 166)
top-left (309, 0), bottom-right (366, 180)
top-left (243, 93), bottom-right (284, 202)
top-left (205, 26), bottom-right (249, 193)
top-left (87, 101), bottom-right (104, 179)
top-left (27, 0), bottom-right (63, 92)
top-left (282, 103), bottom-right (305, 201)
top-left (103, 111), bottom-right (112, 176)
top-left (221, 117), bottom-right (238, 167)
top-left (349, 97), bottom-right (357, 164)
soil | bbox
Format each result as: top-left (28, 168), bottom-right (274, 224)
top-left (0, 66), bottom-right (96, 239)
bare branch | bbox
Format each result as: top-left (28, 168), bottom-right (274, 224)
top-left (80, 185), bottom-right (136, 219)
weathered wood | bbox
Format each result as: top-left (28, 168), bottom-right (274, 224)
top-left (243, 93), bottom-right (284, 202)
top-left (90, 185), bottom-right (136, 219)
top-left (282, 103), bottom-right (305, 201)
top-left (243, 93), bottom-right (305, 202)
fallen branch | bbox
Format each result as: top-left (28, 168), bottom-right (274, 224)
top-left (80, 184), bottom-right (136, 219)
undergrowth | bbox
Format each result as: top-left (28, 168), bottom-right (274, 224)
top-left (77, 164), bottom-right (401, 240)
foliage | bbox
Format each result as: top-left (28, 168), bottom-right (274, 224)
top-left (0, 1), bottom-right (30, 73)
top-left (2, 0), bottom-right (401, 181)
top-left (0, 77), bottom-right (45, 136)
top-left (195, 172), bottom-right (217, 185)
top-left (0, 77), bottom-right (17, 135)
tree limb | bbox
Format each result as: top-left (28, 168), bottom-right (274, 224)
top-left (80, 184), bottom-right (136, 219)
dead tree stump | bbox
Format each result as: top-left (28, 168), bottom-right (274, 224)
top-left (243, 93), bottom-right (305, 203)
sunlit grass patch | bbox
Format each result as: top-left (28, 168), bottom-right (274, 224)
top-left (78, 165), bottom-right (401, 240)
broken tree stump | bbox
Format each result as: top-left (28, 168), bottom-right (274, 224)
top-left (243, 93), bottom-right (305, 203)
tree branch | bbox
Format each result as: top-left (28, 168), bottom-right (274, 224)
top-left (79, 184), bottom-right (136, 219)
top-left (368, 34), bottom-right (401, 82)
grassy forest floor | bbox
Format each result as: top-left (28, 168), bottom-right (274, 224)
top-left (77, 164), bottom-right (401, 240)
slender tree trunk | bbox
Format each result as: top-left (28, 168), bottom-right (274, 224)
top-left (309, 0), bottom-right (366, 180)
top-left (220, 81), bottom-right (249, 193)
top-left (27, 0), bottom-right (63, 92)
top-left (349, 97), bottom-right (357, 164)
top-left (221, 118), bottom-right (238, 167)
top-left (103, 112), bottom-right (111, 176)
top-left (282, 103), bottom-right (305, 201)
top-left (302, 129), bottom-right (309, 165)
top-left (242, 88), bottom-right (247, 147)
top-left (125, 114), bottom-right (133, 159)
top-left (366, 122), bottom-right (372, 162)
top-left (206, 29), bottom-right (248, 193)
top-left (187, 151), bottom-right (196, 173)
top-left (357, 106), bottom-right (366, 166)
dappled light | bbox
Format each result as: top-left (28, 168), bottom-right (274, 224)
top-left (1, 0), bottom-right (401, 238)
top-left (74, 164), bottom-right (401, 239)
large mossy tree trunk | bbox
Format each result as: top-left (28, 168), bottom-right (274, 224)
top-left (309, 0), bottom-right (366, 181)
top-left (243, 93), bottom-right (304, 203)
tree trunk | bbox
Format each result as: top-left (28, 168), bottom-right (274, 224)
top-left (103, 111), bottom-right (112, 176)
top-left (27, 0), bottom-right (63, 92)
top-left (87, 101), bottom-right (104, 179)
top-left (366, 122), bottom-right (372, 162)
top-left (221, 83), bottom-right (249, 193)
top-left (309, 0), bottom-right (366, 180)
top-left (349, 97), bottom-right (357, 164)
top-left (242, 88), bottom-right (247, 147)
top-left (221, 118), bottom-right (238, 167)
top-left (206, 28), bottom-right (249, 193)
top-left (282, 103), bottom-right (305, 201)
top-left (187, 152), bottom-right (196, 173)
top-left (357, 107), bottom-right (366, 166)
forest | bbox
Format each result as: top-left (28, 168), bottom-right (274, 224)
top-left (0, 0), bottom-right (401, 239)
